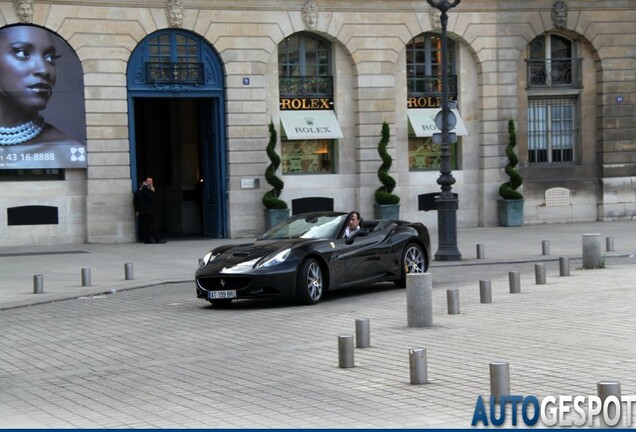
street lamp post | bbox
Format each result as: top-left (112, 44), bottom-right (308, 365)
top-left (427, 0), bottom-right (462, 261)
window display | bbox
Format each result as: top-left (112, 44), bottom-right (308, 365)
top-left (281, 139), bottom-right (334, 174)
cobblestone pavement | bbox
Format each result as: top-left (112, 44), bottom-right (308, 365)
top-left (2, 258), bottom-right (636, 427)
top-left (2, 221), bottom-right (636, 428)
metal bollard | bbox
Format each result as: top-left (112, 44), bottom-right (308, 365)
top-left (338, 335), bottom-right (354, 368)
top-left (606, 236), bottom-right (615, 252)
top-left (542, 240), bottom-right (550, 256)
top-left (406, 273), bottom-right (433, 327)
top-left (559, 256), bottom-right (570, 276)
top-left (597, 381), bottom-right (621, 427)
top-left (490, 361), bottom-right (510, 403)
top-left (534, 263), bottom-right (546, 285)
top-left (33, 275), bottom-right (44, 294)
top-left (355, 318), bottom-right (370, 348)
top-left (447, 289), bottom-right (460, 315)
top-left (124, 262), bottom-right (134, 280)
top-left (81, 268), bottom-right (92, 287)
top-left (582, 233), bottom-right (602, 269)
top-left (409, 348), bottom-right (428, 384)
top-left (508, 271), bottom-right (521, 293)
top-left (476, 243), bottom-right (485, 259)
top-left (479, 280), bottom-right (492, 303)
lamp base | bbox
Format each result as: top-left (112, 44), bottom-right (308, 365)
top-left (435, 196), bottom-right (462, 261)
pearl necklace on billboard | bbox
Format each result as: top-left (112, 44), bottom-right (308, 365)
top-left (0, 115), bottom-right (45, 145)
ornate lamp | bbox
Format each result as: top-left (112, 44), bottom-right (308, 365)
top-left (427, 0), bottom-right (462, 261)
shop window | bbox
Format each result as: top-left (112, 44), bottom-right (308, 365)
top-left (528, 97), bottom-right (576, 164)
top-left (408, 136), bottom-right (459, 171)
top-left (281, 139), bottom-right (335, 174)
top-left (406, 33), bottom-right (461, 171)
top-left (279, 33), bottom-right (338, 175)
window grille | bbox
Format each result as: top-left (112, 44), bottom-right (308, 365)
top-left (527, 34), bottom-right (581, 89)
top-left (528, 98), bottom-right (576, 164)
top-left (144, 32), bottom-right (204, 84)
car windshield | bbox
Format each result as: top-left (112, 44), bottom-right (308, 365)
top-left (258, 214), bottom-right (348, 240)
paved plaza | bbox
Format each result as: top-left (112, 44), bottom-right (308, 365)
top-left (1, 221), bottom-right (636, 427)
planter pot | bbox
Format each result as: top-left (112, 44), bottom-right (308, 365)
top-left (374, 204), bottom-right (400, 220)
top-left (497, 199), bottom-right (524, 227)
top-left (264, 208), bottom-right (289, 230)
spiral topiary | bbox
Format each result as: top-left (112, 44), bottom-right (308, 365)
top-left (374, 121), bottom-right (400, 205)
top-left (262, 121), bottom-right (288, 209)
top-left (498, 119), bottom-right (523, 200)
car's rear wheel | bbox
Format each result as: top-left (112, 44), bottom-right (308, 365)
top-left (296, 258), bottom-right (324, 305)
top-left (396, 243), bottom-right (427, 287)
top-left (209, 298), bottom-right (233, 307)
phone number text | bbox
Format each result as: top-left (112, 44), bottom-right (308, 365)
top-left (0, 153), bottom-right (56, 162)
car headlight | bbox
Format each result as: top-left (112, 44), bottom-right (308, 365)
top-left (200, 251), bottom-right (218, 267)
top-left (256, 248), bottom-right (291, 268)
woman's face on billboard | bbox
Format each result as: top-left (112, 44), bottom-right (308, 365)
top-left (0, 26), bottom-right (59, 113)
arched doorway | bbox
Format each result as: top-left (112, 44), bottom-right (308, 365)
top-left (127, 30), bottom-right (227, 238)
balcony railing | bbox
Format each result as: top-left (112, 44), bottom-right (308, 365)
top-left (279, 76), bottom-right (333, 97)
top-left (526, 58), bottom-right (582, 89)
top-left (145, 62), bottom-right (204, 84)
top-left (407, 75), bottom-right (458, 98)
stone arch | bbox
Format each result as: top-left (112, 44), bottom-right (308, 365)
top-left (126, 28), bottom-right (228, 238)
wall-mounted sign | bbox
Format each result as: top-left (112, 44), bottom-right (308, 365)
top-left (407, 108), bottom-right (468, 137)
top-left (280, 97), bottom-right (334, 111)
top-left (240, 178), bottom-right (259, 189)
top-left (407, 96), bottom-right (457, 109)
top-left (280, 110), bottom-right (343, 140)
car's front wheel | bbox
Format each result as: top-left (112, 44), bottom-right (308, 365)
top-left (296, 258), bottom-right (324, 305)
top-left (396, 243), bottom-right (427, 287)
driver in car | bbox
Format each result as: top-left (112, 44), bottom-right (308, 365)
top-left (344, 211), bottom-right (361, 238)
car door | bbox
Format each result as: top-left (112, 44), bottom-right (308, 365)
top-left (340, 230), bottom-right (392, 286)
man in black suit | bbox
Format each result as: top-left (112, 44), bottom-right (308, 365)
top-left (133, 177), bottom-right (166, 244)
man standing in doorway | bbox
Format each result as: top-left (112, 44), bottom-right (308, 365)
top-left (134, 177), bottom-right (167, 244)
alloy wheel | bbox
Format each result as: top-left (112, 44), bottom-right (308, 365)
top-left (404, 245), bottom-right (425, 274)
top-left (305, 261), bottom-right (323, 301)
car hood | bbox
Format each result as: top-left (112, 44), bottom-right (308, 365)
top-left (201, 239), bottom-right (308, 273)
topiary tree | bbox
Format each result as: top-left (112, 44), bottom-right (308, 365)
top-left (375, 121), bottom-right (400, 205)
top-left (499, 119), bottom-right (523, 200)
top-left (262, 121), bottom-right (288, 209)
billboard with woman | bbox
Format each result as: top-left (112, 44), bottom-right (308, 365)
top-left (0, 24), bottom-right (87, 169)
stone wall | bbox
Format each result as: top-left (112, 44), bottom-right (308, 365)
top-left (0, 0), bottom-right (634, 245)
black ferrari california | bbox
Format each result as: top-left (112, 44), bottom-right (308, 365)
top-left (195, 211), bottom-right (431, 306)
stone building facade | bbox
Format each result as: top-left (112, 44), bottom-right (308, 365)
top-left (0, 0), bottom-right (634, 246)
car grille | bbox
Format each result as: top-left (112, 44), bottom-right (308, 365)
top-left (197, 276), bottom-right (250, 290)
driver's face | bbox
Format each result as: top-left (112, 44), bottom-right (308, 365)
top-left (349, 213), bottom-right (360, 229)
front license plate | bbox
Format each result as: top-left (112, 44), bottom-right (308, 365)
top-left (208, 290), bottom-right (237, 299)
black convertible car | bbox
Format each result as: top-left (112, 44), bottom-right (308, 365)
top-left (195, 211), bottom-right (431, 306)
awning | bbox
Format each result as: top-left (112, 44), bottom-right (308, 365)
top-left (407, 108), bottom-right (468, 137)
top-left (280, 110), bottom-right (344, 140)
